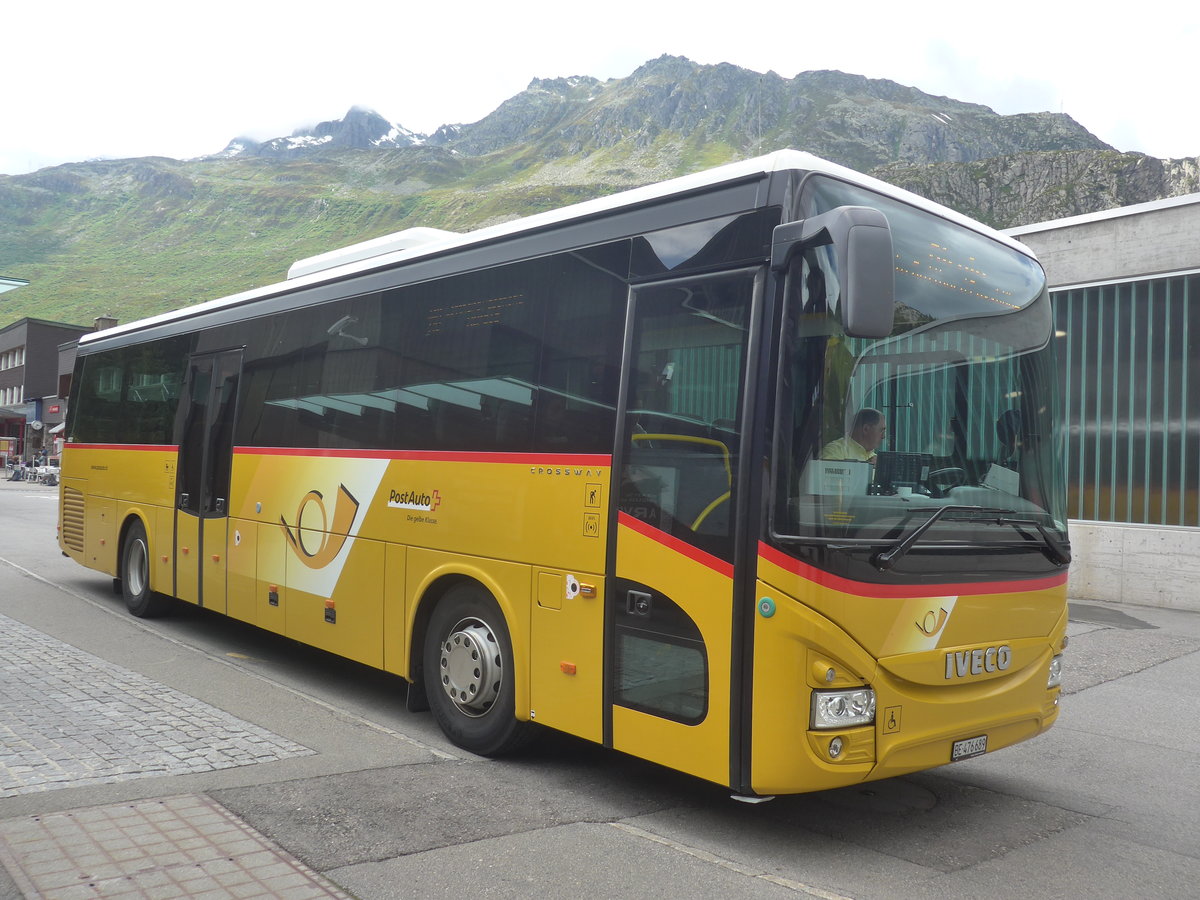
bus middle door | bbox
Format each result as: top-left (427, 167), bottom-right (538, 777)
top-left (609, 270), bottom-right (758, 788)
top-left (175, 350), bottom-right (242, 613)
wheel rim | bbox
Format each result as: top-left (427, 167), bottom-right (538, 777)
top-left (438, 616), bottom-right (502, 717)
top-left (127, 539), bottom-right (148, 597)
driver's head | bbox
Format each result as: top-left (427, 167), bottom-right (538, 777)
top-left (851, 408), bottom-right (887, 452)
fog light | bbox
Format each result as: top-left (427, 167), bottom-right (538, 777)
top-left (811, 687), bottom-right (876, 729)
top-left (1047, 654), bottom-right (1063, 689)
top-left (828, 736), bottom-right (844, 759)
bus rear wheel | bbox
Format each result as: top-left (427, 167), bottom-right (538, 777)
top-left (423, 583), bottom-right (533, 756)
top-left (121, 520), bottom-right (171, 618)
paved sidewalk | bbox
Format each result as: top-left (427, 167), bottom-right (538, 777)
top-left (0, 613), bottom-right (349, 899)
top-left (0, 794), bottom-right (351, 899)
top-left (0, 477), bottom-right (58, 490)
top-left (2, 615), bottom-right (311, 797)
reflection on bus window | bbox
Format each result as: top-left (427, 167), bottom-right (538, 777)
top-left (231, 247), bottom-right (628, 454)
top-left (620, 273), bottom-right (753, 563)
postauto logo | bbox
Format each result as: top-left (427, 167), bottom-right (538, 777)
top-left (387, 488), bottom-right (442, 512)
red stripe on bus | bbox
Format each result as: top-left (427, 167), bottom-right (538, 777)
top-left (233, 446), bottom-right (612, 467)
top-left (757, 541), bottom-right (1068, 598)
top-left (65, 443), bottom-right (178, 452)
top-left (618, 512), bottom-right (734, 578)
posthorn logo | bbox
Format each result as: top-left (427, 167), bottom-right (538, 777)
top-left (280, 484), bottom-right (360, 569)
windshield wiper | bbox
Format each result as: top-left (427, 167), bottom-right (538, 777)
top-left (871, 505), bottom-right (1070, 571)
top-left (996, 515), bottom-right (1073, 567)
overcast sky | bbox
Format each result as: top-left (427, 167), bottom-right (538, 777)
top-left (4, 2), bottom-right (1196, 177)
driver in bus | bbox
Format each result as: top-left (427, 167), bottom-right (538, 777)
top-left (821, 407), bottom-right (886, 465)
top-left (995, 408), bottom-right (1024, 468)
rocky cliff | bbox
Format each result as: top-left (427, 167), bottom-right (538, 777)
top-left (877, 150), bottom-right (1200, 226)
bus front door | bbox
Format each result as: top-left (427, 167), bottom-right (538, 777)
top-left (174, 350), bottom-right (242, 613)
top-left (609, 271), bottom-right (757, 788)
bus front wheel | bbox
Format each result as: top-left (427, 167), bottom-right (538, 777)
top-left (121, 520), bottom-right (171, 619)
top-left (422, 583), bottom-right (533, 756)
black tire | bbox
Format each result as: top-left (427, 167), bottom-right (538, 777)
top-left (423, 582), bottom-right (533, 756)
top-left (121, 520), bottom-right (171, 618)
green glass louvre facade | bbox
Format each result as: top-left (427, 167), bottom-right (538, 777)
top-left (1052, 270), bottom-right (1199, 526)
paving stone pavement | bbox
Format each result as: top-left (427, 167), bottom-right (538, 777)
top-left (0, 794), bottom-right (352, 899)
top-left (0, 613), bottom-right (314, 799)
top-left (0, 613), bottom-right (363, 898)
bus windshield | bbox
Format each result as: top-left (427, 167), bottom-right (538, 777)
top-left (772, 177), bottom-right (1068, 577)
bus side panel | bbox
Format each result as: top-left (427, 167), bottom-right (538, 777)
top-left (60, 445), bottom-right (179, 586)
top-left (85, 497), bottom-right (117, 576)
top-left (256, 522), bottom-right (288, 635)
top-left (70, 445), bottom-right (178, 508)
top-left (229, 451), bottom-right (610, 582)
top-left (175, 512), bottom-right (200, 606)
top-left (228, 449), bottom-right (612, 706)
top-left (227, 516), bottom-right (257, 624)
top-left (285, 533), bottom-right (385, 669)
top-left (382, 542), bottom-right (408, 677)
top-left (529, 569), bottom-right (604, 743)
top-left (151, 506), bottom-right (174, 598)
top-left (202, 517), bottom-right (228, 615)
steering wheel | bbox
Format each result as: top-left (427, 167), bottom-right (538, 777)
top-left (927, 467), bottom-right (967, 497)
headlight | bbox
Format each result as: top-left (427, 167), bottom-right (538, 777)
top-left (811, 687), bottom-right (876, 729)
top-left (1047, 654), bottom-right (1063, 689)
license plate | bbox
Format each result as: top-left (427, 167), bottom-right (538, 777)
top-left (951, 735), bottom-right (988, 761)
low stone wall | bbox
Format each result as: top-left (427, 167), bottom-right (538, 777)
top-left (1068, 520), bottom-right (1200, 612)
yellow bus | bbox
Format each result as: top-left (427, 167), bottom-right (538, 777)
top-left (59, 150), bottom-right (1069, 798)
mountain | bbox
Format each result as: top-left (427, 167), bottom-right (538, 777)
top-left (213, 56), bottom-right (1112, 175)
top-left (424, 57), bottom-right (1111, 172)
top-left (214, 105), bottom-right (425, 159)
top-left (2, 55), bottom-right (1197, 329)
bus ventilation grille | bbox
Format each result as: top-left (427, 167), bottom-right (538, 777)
top-left (61, 487), bottom-right (85, 552)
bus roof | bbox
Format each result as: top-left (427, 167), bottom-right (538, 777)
top-left (80, 149), bottom-right (1031, 347)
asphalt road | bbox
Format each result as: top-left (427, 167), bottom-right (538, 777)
top-left (2, 480), bottom-right (1199, 899)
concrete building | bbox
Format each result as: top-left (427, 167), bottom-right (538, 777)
top-left (1008, 193), bottom-right (1200, 612)
top-left (0, 318), bottom-right (91, 463)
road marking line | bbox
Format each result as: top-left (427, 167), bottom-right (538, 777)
top-left (610, 821), bottom-right (857, 898)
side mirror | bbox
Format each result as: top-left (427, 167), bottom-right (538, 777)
top-left (771, 206), bottom-right (895, 338)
